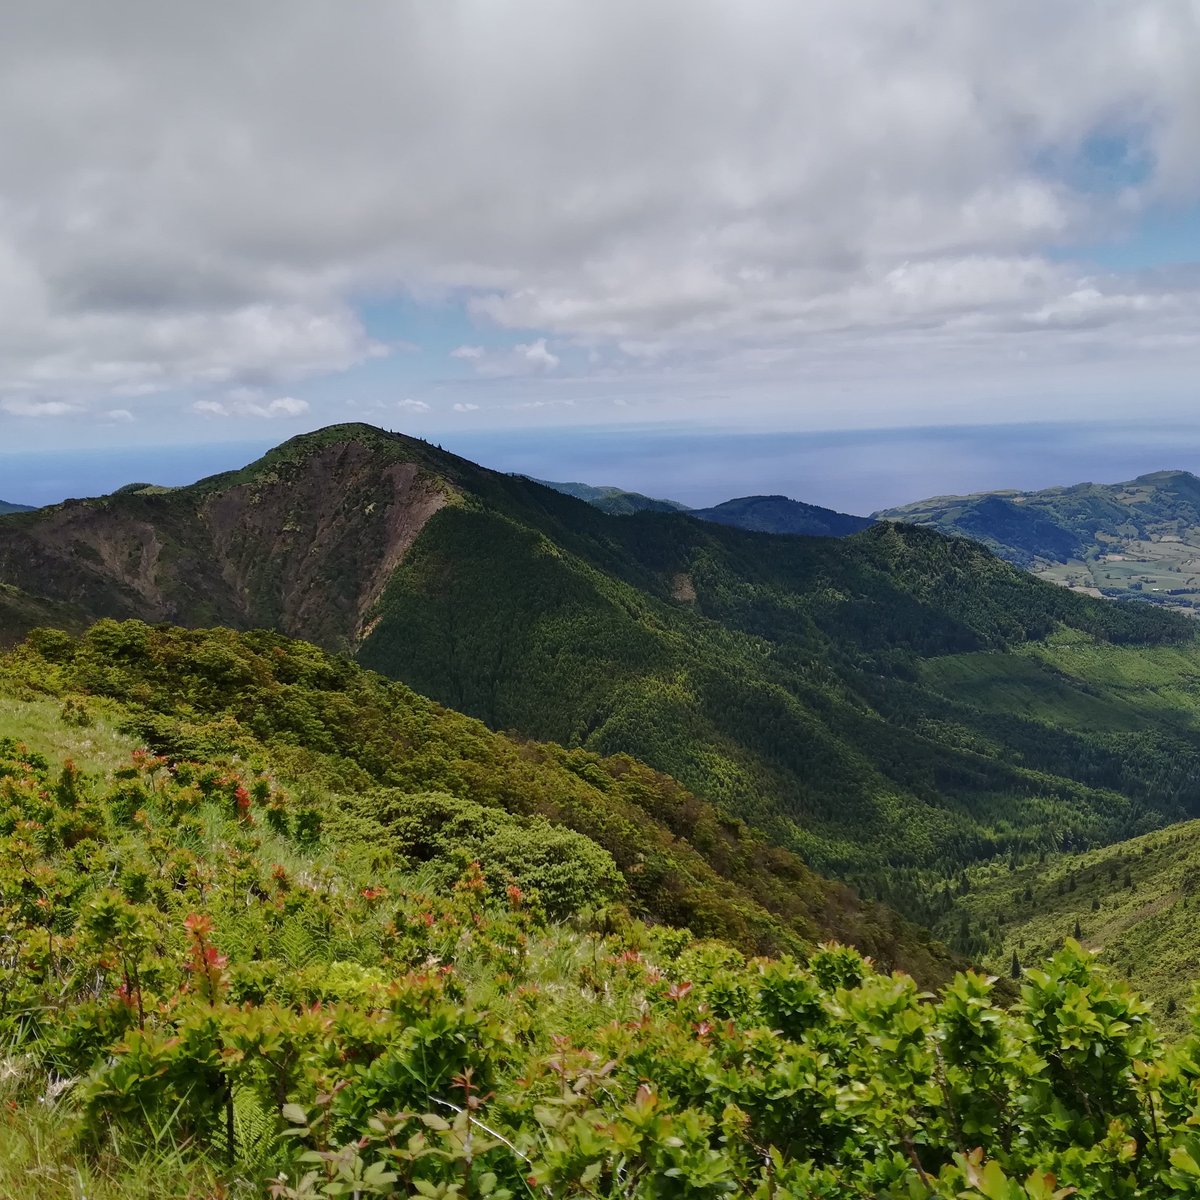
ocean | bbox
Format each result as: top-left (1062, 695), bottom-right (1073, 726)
top-left (4, 419), bottom-right (1200, 515)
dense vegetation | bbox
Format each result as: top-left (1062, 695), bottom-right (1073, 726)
top-left (360, 459), bottom-right (1197, 896)
top-left (9, 431), bottom-right (1200, 1194)
top-left (3, 426), bottom-right (1199, 915)
top-left (9, 656), bottom-right (1200, 1199)
top-left (0, 621), bottom-right (952, 980)
top-left (910, 634), bottom-right (1200, 1023)
top-left (952, 817), bottom-right (1200, 1038)
top-left (878, 469), bottom-right (1200, 610)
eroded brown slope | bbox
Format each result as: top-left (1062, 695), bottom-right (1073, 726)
top-left (0, 438), bottom-right (448, 649)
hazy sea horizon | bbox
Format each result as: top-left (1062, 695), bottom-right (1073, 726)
top-left (5, 418), bottom-right (1200, 515)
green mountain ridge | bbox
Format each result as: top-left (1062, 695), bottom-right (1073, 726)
top-left (0, 498), bottom-right (35, 514)
top-left (535, 476), bottom-right (876, 535)
top-left (689, 494), bottom-right (874, 537)
top-left (878, 469), bottom-right (1200, 610)
top-left (1, 424), bottom-right (1198, 919)
top-left (528, 477), bottom-right (691, 515)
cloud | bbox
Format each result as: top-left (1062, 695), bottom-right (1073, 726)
top-left (0, 398), bottom-right (82, 417)
top-left (105, 408), bottom-right (135, 422)
top-left (264, 396), bottom-right (309, 417)
top-left (1, 2), bottom-right (1200, 428)
top-left (396, 397), bottom-right (431, 411)
top-left (453, 402), bottom-right (480, 412)
top-left (473, 338), bottom-right (561, 377)
top-left (193, 394), bottom-right (311, 419)
top-left (518, 338), bottom-right (559, 370)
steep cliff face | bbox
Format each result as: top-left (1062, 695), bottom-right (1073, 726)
top-left (197, 442), bottom-right (449, 645)
top-left (0, 429), bottom-right (451, 649)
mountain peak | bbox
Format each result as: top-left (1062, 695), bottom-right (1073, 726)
top-left (198, 422), bottom-right (490, 501)
top-left (1131, 468), bottom-right (1200, 486)
top-left (238, 421), bottom-right (435, 471)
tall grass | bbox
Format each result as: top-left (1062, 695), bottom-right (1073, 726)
top-left (0, 1082), bottom-right (242, 1200)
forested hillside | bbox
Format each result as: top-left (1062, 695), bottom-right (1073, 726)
top-left (6, 625), bottom-right (1200, 1199)
top-left (1, 425), bottom-right (1198, 914)
top-left (0, 499), bottom-right (34, 514)
top-left (878, 469), bottom-right (1200, 609)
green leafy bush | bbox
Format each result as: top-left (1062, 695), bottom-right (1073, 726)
top-left (366, 788), bottom-right (624, 917)
top-left (4, 725), bottom-right (1200, 1199)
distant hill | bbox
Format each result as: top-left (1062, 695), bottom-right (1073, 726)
top-left (690, 494), bottom-right (874, 537)
top-left (537, 478), bottom-right (874, 537)
top-left (878, 469), bottom-right (1200, 610)
top-left (0, 499), bottom-right (34, 515)
top-left (528, 477), bottom-right (690, 515)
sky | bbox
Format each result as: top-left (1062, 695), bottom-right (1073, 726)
top-left (1, 2), bottom-right (1199, 479)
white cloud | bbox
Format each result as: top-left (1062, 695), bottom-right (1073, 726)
top-left (105, 407), bottom-right (135, 422)
top-left (264, 396), bottom-right (309, 417)
top-left (518, 338), bottom-right (559, 370)
top-left (193, 394), bottom-right (310, 419)
top-left (473, 337), bottom-right (561, 377)
top-left (1, 2), bottom-right (1199, 428)
top-left (0, 398), bottom-right (81, 417)
top-left (396, 397), bottom-right (431, 411)
top-left (453, 402), bottom-right (480, 412)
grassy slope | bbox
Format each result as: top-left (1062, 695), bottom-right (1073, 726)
top-left (955, 820), bottom-right (1200, 1037)
top-left (921, 634), bottom-right (1200, 733)
top-left (915, 633), bottom-right (1200, 1025)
